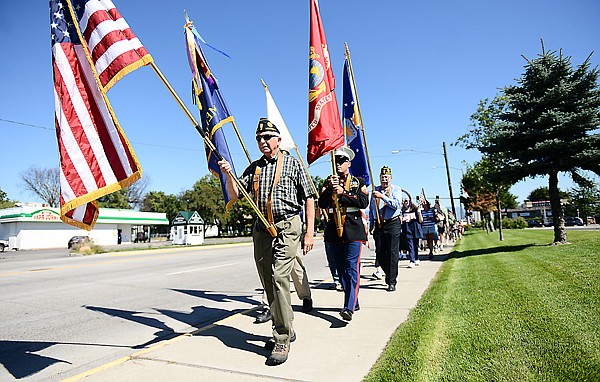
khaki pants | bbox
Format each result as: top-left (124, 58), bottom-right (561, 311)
top-left (253, 214), bottom-right (302, 344)
top-left (292, 248), bottom-right (312, 300)
top-left (261, 244), bottom-right (312, 305)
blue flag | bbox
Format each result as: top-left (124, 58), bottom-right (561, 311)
top-left (342, 59), bottom-right (370, 186)
top-left (185, 20), bottom-right (237, 210)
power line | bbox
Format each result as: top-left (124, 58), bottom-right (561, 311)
top-left (0, 117), bottom-right (204, 153)
top-left (367, 149), bottom-right (442, 159)
top-left (0, 118), bottom-right (52, 131)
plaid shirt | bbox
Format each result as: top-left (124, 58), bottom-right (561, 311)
top-left (239, 152), bottom-right (315, 222)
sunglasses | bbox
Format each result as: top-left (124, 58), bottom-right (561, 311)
top-left (335, 156), bottom-right (349, 164)
top-left (255, 134), bottom-right (277, 142)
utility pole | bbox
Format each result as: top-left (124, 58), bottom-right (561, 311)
top-left (443, 142), bottom-right (456, 217)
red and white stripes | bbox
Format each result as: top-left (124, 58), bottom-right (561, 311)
top-left (78, 0), bottom-right (152, 91)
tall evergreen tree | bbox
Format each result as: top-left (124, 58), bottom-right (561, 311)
top-left (464, 43), bottom-right (600, 244)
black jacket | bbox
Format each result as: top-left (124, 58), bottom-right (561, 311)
top-left (318, 175), bottom-right (369, 242)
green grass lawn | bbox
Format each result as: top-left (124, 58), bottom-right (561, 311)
top-left (364, 229), bottom-right (600, 382)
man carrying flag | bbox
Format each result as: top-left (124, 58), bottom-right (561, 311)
top-left (258, 80), bottom-right (314, 322)
top-left (218, 119), bottom-right (316, 366)
top-left (51, 0), bottom-right (150, 230)
top-left (318, 146), bottom-right (369, 322)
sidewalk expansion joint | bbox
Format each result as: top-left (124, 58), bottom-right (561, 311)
top-left (133, 356), bottom-right (311, 382)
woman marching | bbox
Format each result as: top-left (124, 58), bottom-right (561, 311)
top-left (401, 196), bottom-right (423, 268)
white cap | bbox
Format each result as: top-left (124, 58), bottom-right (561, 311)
top-left (334, 146), bottom-right (355, 161)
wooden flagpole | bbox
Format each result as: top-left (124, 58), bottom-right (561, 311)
top-left (344, 42), bottom-right (380, 226)
top-left (230, 119), bottom-right (252, 164)
top-left (260, 79), bottom-right (328, 222)
top-left (149, 61), bottom-right (277, 237)
top-left (331, 151), bottom-right (344, 237)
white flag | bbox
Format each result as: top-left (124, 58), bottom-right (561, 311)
top-left (263, 81), bottom-right (296, 152)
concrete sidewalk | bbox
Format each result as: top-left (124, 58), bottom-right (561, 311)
top-left (65, 244), bottom-right (452, 382)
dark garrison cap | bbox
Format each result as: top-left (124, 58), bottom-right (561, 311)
top-left (256, 118), bottom-right (280, 136)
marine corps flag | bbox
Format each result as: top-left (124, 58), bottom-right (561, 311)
top-left (51, 0), bottom-right (148, 230)
top-left (307, 0), bottom-right (344, 164)
top-left (184, 16), bottom-right (238, 211)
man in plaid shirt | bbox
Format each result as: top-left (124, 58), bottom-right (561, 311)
top-left (219, 118), bottom-right (315, 365)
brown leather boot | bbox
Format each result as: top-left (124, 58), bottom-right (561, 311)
top-left (266, 343), bottom-right (289, 365)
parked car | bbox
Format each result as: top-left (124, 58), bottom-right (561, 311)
top-left (526, 219), bottom-right (543, 228)
top-left (564, 217), bottom-right (584, 226)
top-left (133, 232), bottom-right (147, 243)
top-left (67, 236), bottom-right (93, 249)
top-left (0, 239), bottom-right (8, 252)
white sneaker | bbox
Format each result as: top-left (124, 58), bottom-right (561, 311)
top-left (372, 271), bottom-right (383, 280)
top-left (408, 262), bottom-right (415, 269)
top-left (415, 260), bottom-right (421, 266)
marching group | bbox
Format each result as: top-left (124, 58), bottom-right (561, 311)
top-left (218, 117), bottom-right (463, 366)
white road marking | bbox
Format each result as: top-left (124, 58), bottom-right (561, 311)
top-left (166, 262), bottom-right (239, 276)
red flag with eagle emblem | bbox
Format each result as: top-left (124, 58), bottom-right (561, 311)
top-left (307, 0), bottom-right (344, 164)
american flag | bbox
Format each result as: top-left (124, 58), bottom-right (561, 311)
top-left (418, 188), bottom-right (427, 208)
top-left (51, 0), bottom-right (148, 229)
top-left (70, 0), bottom-right (153, 91)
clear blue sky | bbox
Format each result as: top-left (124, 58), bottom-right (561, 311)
top-left (1, 0), bottom-right (599, 212)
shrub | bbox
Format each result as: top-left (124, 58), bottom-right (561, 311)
top-left (502, 217), bottom-right (528, 229)
top-left (71, 242), bottom-right (104, 255)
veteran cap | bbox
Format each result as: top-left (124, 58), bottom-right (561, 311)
top-left (334, 145), bottom-right (355, 161)
top-left (380, 166), bottom-right (392, 175)
top-left (256, 118), bottom-right (280, 136)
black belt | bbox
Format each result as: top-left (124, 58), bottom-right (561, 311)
top-left (381, 216), bottom-right (400, 224)
top-left (274, 213), bottom-right (300, 224)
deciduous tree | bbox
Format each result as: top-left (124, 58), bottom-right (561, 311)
top-left (0, 188), bottom-right (17, 209)
top-left (526, 186), bottom-right (569, 202)
top-left (97, 176), bottom-right (149, 210)
top-left (460, 159), bottom-right (517, 238)
top-left (566, 174), bottom-right (600, 223)
top-left (179, 175), bottom-right (225, 233)
top-left (20, 166), bottom-right (60, 207)
top-left (141, 191), bottom-right (180, 222)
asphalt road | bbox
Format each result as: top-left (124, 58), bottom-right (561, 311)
top-left (0, 239), bottom-right (332, 381)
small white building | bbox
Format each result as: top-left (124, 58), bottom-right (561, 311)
top-left (171, 211), bottom-right (204, 245)
top-left (0, 204), bottom-right (169, 250)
